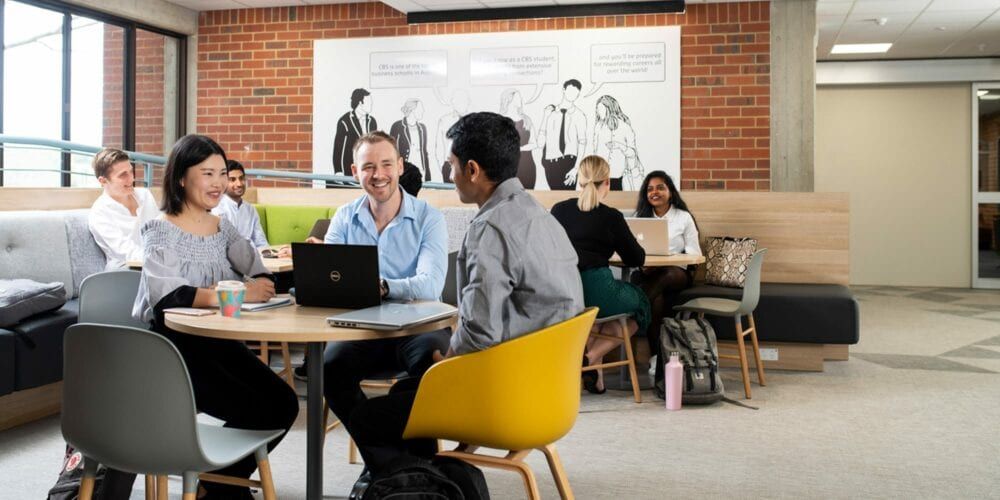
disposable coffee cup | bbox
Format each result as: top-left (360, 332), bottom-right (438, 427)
top-left (216, 280), bottom-right (246, 318)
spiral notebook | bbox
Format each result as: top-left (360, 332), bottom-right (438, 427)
top-left (241, 297), bottom-right (293, 312)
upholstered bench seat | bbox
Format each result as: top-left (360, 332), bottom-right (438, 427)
top-left (678, 283), bottom-right (859, 345)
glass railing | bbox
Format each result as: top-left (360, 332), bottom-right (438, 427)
top-left (0, 135), bottom-right (455, 190)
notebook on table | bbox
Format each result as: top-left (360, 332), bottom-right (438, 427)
top-left (624, 217), bottom-right (671, 256)
top-left (326, 302), bottom-right (457, 331)
top-left (241, 297), bottom-right (293, 312)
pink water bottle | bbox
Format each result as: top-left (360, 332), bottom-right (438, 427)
top-left (665, 352), bottom-right (683, 411)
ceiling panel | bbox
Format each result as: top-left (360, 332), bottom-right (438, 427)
top-left (819, 0), bottom-right (1000, 59)
top-left (849, 0), bottom-right (931, 16)
top-left (925, 0), bottom-right (1000, 12)
top-left (167, 0), bottom-right (244, 9)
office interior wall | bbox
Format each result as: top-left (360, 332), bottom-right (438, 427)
top-left (815, 84), bottom-right (971, 287)
top-left (195, 1), bottom-right (771, 191)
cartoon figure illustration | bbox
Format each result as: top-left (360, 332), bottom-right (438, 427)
top-left (435, 89), bottom-right (470, 183)
top-left (538, 79), bottom-right (587, 190)
top-left (594, 95), bottom-right (643, 190)
top-left (332, 88), bottom-right (378, 180)
top-left (389, 99), bottom-right (431, 181)
top-left (499, 88), bottom-right (538, 189)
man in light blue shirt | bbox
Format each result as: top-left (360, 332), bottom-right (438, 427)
top-left (321, 131), bottom-right (448, 473)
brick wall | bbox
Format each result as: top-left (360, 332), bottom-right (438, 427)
top-left (197, 1), bottom-right (770, 190)
top-left (103, 27), bottom-right (167, 185)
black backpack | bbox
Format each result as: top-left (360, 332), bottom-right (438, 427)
top-left (361, 455), bottom-right (489, 500)
top-left (655, 317), bottom-right (725, 405)
top-left (46, 445), bottom-right (136, 500)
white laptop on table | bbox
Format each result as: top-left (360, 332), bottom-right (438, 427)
top-left (327, 302), bottom-right (457, 331)
top-left (624, 217), bottom-right (671, 256)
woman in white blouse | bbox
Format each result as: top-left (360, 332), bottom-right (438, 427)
top-left (632, 170), bottom-right (702, 397)
top-left (87, 148), bottom-right (161, 270)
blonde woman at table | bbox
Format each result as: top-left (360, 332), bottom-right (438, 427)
top-left (551, 155), bottom-right (650, 394)
top-left (132, 134), bottom-right (297, 500)
top-left (632, 170), bottom-right (701, 398)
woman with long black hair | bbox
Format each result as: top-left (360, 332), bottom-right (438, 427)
top-left (133, 135), bottom-right (298, 499)
top-left (633, 170), bottom-right (701, 396)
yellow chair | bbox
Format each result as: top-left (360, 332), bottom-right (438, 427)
top-left (402, 307), bottom-right (599, 500)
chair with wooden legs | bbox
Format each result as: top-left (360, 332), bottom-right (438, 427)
top-left (581, 313), bottom-right (642, 403)
top-left (250, 341), bottom-right (295, 388)
top-left (403, 308), bottom-right (599, 500)
top-left (63, 324), bottom-right (282, 500)
top-left (674, 249), bottom-right (767, 399)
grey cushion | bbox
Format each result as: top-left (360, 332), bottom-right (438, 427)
top-left (0, 211), bottom-right (75, 294)
top-left (0, 279), bottom-right (67, 328)
top-left (11, 302), bottom-right (76, 391)
top-left (63, 210), bottom-right (107, 298)
top-left (0, 329), bottom-right (14, 396)
top-left (677, 283), bottom-right (859, 345)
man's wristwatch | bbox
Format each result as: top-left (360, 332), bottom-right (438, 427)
top-left (380, 278), bottom-right (389, 298)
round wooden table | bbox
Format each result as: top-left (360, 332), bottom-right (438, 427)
top-left (166, 299), bottom-right (457, 500)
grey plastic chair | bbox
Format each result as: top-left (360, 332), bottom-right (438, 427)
top-left (62, 324), bottom-right (282, 500)
top-left (674, 249), bottom-right (768, 399)
top-left (78, 270), bottom-right (147, 329)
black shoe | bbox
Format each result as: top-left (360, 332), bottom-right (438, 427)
top-left (581, 355), bottom-right (605, 394)
top-left (294, 362), bottom-right (308, 381)
top-left (348, 469), bottom-right (372, 500)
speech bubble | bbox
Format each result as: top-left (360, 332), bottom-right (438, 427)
top-left (370, 50), bottom-right (448, 89)
top-left (589, 42), bottom-right (665, 97)
top-left (470, 46), bottom-right (559, 87)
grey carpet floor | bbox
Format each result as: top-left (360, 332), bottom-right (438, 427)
top-left (2, 286), bottom-right (1000, 499)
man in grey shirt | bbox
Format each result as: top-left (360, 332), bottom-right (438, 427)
top-left (344, 112), bottom-right (584, 488)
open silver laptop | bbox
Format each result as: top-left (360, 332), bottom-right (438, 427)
top-left (624, 217), bottom-right (671, 256)
top-left (326, 302), bottom-right (457, 330)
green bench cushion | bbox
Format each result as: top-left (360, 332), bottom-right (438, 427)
top-left (258, 205), bottom-right (337, 245)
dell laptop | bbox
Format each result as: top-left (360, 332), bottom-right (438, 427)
top-left (327, 301), bottom-right (457, 331)
top-left (624, 218), bottom-right (671, 256)
top-left (291, 243), bottom-right (381, 309)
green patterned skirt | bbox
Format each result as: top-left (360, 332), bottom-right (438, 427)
top-left (580, 267), bottom-right (651, 334)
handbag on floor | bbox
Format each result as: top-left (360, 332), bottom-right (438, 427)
top-left (46, 444), bottom-right (135, 500)
top-left (655, 316), bottom-right (725, 405)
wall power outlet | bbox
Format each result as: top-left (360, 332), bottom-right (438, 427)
top-left (759, 348), bottom-right (779, 361)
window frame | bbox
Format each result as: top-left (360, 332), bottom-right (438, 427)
top-left (0, 0), bottom-right (187, 186)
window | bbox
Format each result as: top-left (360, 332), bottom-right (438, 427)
top-left (2, 2), bottom-right (62, 187)
top-left (0, 0), bottom-right (185, 187)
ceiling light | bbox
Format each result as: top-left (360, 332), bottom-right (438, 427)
top-left (978, 90), bottom-right (989, 97)
top-left (831, 43), bottom-right (892, 54)
top-left (981, 95), bottom-right (1000, 101)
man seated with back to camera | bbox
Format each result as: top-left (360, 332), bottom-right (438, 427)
top-left (321, 131), bottom-right (450, 477)
top-left (345, 112), bottom-right (585, 492)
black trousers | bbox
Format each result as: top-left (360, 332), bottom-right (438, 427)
top-left (543, 155), bottom-right (577, 190)
top-left (348, 376), bottom-right (436, 474)
top-left (631, 267), bottom-right (694, 378)
top-left (322, 330), bottom-right (450, 443)
top-left (158, 327), bottom-right (299, 498)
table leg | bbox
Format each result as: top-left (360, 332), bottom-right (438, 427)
top-left (306, 341), bottom-right (324, 500)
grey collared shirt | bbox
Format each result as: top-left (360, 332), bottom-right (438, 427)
top-left (450, 178), bottom-right (585, 355)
